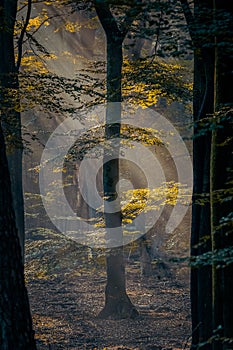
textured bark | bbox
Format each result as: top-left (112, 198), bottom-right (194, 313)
top-left (191, 50), bottom-right (214, 349)
top-left (190, 1), bottom-right (215, 348)
top-left (0, 2), bottom-right (36, 346)
top-left (94, 2), bottom-right (139, 319)
top-left (0, 122), bottom-right (36, 349)
top-left (183, 1), bottom-right (233, 348)
top-left (210, 2), bottom-right (233, 349)
top-left (140, 234), bottom-right (153, 276)
top-left (0, 0), bottom-right (25, 259)
top-left (98, 248), bottom-right (138, 319)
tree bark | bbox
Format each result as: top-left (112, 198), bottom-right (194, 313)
top-left (190, 1), bottom-right (215, 348)
top-left (0, 122), bottom-right (36, 349)
top-left (191, 50), bottom-right (214, 350)
top-left (0, 1), bottom-right (36, 346)
top-left (211, 2), bottom-right (233, 349)
top-left (94, 2), bottom-right (139, 319)
top-left (0, 0), bottom-right (25, 259)
top-left (184, 1), bottom-right (233, 348)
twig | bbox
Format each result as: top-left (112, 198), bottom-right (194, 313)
top-left (182, 322), bottom-right (201, 349)
top-left (17, 0), bottom-right (32, 71)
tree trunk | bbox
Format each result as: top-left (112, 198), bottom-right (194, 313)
top-left (4, 112), bottom-right (25, 259)
top-left (0, 121), bottom-right (36, 349)
top-left (94, 3), bottom-right (138, 319)
top-left (140, 233), bottom-right (153, 277)
top-left (210, 2), bottom-right (233, 349)
top-left (0, 0), bottom-right (25, 259)
top-left (189, 1), bottom-right (233, 348)
top-left (191, 49), bottom-right (214, 350)
top-left (190, 1), bottom-right (215, 348)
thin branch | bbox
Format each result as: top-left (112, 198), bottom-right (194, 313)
top-left (17, 0), bottom-right (32, 71)
top-left (26, 32), bottom-right (50, 56)
top-left (30, 13), bottom-right (62, 37)
top-left (182, 322), bottom-right (201, 349)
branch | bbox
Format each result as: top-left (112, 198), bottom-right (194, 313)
top-left (23, 13), bottom-right (61, 42)
top-left (94, 0), bottom-right (122, 41)
top-left (26, 32), bottom-right (50, 56)
top-left (94, 0), bottom-right (143, 41)
top-left (179, 0), bottom-right (195, 42)
top-left (17, 0), bottom-right (32, 71)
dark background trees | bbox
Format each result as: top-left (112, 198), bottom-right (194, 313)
top-left (181, 0), bottom-right (233, 348)
top-left (183, 0), bottom-right (215, 346)
top-left (211, 1), bottom-right (233, 348)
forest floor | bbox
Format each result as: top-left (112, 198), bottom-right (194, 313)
top-left (25, 228), bottom-right (191, 350)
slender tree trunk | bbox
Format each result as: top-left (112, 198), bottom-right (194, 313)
top-left (99, 37), bottom-right (138, 320)
top-left (94, 3), bottom-right (138, 319)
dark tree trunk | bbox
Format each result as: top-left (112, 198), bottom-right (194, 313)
top-left (191, 51), bottom-right (214, 349)
top-left (183, 0), bottom-right (233, 348)
top-left (0, 1), bottom-right (36, 347)
top-left (190, 1), bottom-right (215, 348)
top-left (0, 0), bottom-right (25, 259)
top-left (210, 2), bottom-right (233, 349)
top-left (94, 2), bottom-right (138, 319)
top-left (0, 122), bottom-right (36, 349)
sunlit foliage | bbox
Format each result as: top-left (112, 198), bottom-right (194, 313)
top-left (122, 57), bottom-right (192, 108)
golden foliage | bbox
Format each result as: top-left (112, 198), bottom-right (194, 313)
top-left (27, 15), bottom-right (50, 30)
top-left (122, 58), bottom-right (192, 108)
top-left (64, 21), bottom-right (82, 33)
top-left (94, 182), bottom-right (191, 227)
top-left (121, 181), bottom-right (191, 224)
top-left (121, 124), bottom-right (163, 146)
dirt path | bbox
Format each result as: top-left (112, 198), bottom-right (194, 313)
top-left (26, 231), bottom-right (191, 350)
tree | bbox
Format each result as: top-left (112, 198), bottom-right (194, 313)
top-left (0, 123), bottom-right (36, 349)
top-left (49, 0), bottom-right (191, 315)
top-left (0, 0), bottom-right (32, 259)
top-left (93, 0), bottom-right (142, 319)
top-left (180, 0), bottom-right (233, 348)
top-left (182, 1), bottom-right (215, 346)
top-left (211, 1), bottom-right (233, 348)
top-left (18, 0), bottom-right (192, 320)
top-left (0, 0), bottom-right (36, 347)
